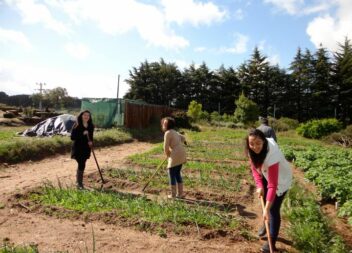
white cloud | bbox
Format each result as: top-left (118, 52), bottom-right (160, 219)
top-left (50, 0), bottom-right (189, 50)
top-left (0, 59), bottom-right (129, 98)
top-left (234, 8), bottom-right (245, 20)
top-left (5, 0), bottom-right (71, 35)
top-left (222, 33), bottom-right (249, 54)
top-left (264, 0), bottom-right (331, 16)
top-left (161, 0), bottom-right (227, 26)
top-left (264, 0), bottom-right (304, 15)
top-left (268, 54), bottom-right (280, 65)
top-left (0, 27), bottom-right (32, 49)
top-left (194, 46), bottom-right (206, 52)
top-left (64, 42), bottom-right (90, 60)
top-left (174, 60), bottom-right (191, 70)
top-left (306, 0), bottom-right (352, 51)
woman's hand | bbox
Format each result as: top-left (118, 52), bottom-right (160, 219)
top-left (256, 188), bottom-right (264, 198)
top-left (263, 207), bottom-right (270, 221)
top-left (83, 130), bottom-right (89, 135)
top-left (88, 141), bottom-right (93, 148)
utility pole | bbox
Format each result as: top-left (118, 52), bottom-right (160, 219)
top-left (116, 74), bottom-right (120, 99)
top-left (36, 82), bottom-right (46, 110)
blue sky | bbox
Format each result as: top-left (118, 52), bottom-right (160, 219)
top-left (0, 0), bottom-right (351, 98)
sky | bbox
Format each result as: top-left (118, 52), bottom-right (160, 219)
top-left (0, 0), bottom-right (351, 99)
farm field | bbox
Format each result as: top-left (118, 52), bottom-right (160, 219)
top-left (0, 126), bottom-right (351, 252)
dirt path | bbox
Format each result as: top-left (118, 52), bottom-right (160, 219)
top-left (0, 141), bottom-right (262, 253)
top-left (0, 141), bottom-right (152, 201)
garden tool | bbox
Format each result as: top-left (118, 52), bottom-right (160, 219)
top-left (142, 158), bottom-right (167, 192)
top-left (87, 135), bottom-right (105, 185)
top-left (260, 195), bottom-right (274, 253)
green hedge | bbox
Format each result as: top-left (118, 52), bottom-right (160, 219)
top-left (297, 118), bottom-right (343, 139)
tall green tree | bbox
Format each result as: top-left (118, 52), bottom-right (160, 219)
top-left (289, 48), bottom-right (314, 121)
top-left (237, 47), bottom-right (271, 115)
top-left (214, 65), bottom-right (241, 114)
top-left (44, 87), bottom-right (69, 109)
top-left (331, 37), bottom-right (352, 124)
top-left (183, 62), bottom-right (216, 112)
top-left (124, 59), bottom-right (182, 106)
top-left (312, 45), bottom-right (333, 118)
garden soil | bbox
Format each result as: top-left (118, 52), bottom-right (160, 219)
top-left (0, 141), bottom-right (299, 253)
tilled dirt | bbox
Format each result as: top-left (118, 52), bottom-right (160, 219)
top-left (0, 141), bottom-right (296, 253)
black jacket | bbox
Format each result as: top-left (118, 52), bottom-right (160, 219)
top-left (71, 124), bottom-right (94, 160)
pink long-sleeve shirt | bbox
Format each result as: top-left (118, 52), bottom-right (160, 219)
top-left (251, 161), bottom-right (279, 202)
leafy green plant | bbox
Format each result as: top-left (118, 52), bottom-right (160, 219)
top-left (297, 118), bottom-right (343, 139)
top-left (283, 182), bottom-right (348, 253)
top-left (187, 101), bottom-right (202, 122)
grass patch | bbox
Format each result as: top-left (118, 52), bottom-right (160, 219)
top-left (0, 243), bottom-right (39, 253)
top-left (0, 128), bottom-right (133, 164)
top-left (30, 185), bottom-right (239, 230)
top-left (283, 182), bottom-right (349, 253)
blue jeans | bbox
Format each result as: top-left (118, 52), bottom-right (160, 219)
top-left (263, 177), bottom-right (287, 242)
top-left (168, 164), bottom-right (183, 185)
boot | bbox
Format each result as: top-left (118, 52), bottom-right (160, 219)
top-left (168, 185), bottom-right (177, 199)
top-left (258, 223), bottom-right (266, 238)
top-left (76, 169), bottom-right (84, 190)
top-left (260, 237), bottom-right (277, 252)
top-left (176, 183), bottom-right (185, 198)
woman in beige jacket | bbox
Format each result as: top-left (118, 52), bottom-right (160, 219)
top-left (162, 117), bottom-right (187, 199)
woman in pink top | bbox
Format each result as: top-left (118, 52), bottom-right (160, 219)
top-left (162, 117), bottom-right (187, 199)
top-left (245, 128), bottom-right (292, 253)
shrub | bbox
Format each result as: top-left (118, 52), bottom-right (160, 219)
top-left (270, 117), bottom-right (299, 132)
top-left (324, 125), bottom-right (352, 147)
top-left (171, 111), bottom-right (192, 129)
top-left (199, 110), bottom-right (210, 121)
top-left (187, 100), bottom-right (202, 122)
top-left (234, 93), bottom-right (259, 125)
top-left (210, 111), bottom-right (221, 122)
top-left (296, 118), bottom-right (343, 139)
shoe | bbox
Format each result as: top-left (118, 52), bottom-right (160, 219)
top-left (258, 224), bottom-right (266, 237)
top-left (167, 194), bottom-right (175, 199)
top-left (260, 241), bottom-right (278, 253)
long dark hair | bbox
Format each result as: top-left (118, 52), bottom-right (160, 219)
top-left (245, 128), bottom-right (268, 168)
top-left (73, 110), bottom-right (94, 129)
top-left (161, 117), bottom-right (175, 131)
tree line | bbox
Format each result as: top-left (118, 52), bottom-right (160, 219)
top-left (0, 87), bottom-right (81, 109)
top-left (124, 38), bottom-right (352, 124)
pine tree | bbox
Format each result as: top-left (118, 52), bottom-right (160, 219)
top-left (332, 37), bottom-right (352, 124)
top-left (237, 47), bottom-right (271, 115)
top-left (312, 45), bottom-right (333, 118)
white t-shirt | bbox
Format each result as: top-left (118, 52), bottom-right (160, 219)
top-left (261, 138), bottom-right (292, 196)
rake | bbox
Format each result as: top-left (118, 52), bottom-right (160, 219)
top-left (142, 158), bottom-right (167, 192)
top-left (260, 195), bottom-right (274, 253)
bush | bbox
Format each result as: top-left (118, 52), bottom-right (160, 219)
top-left (187, 100), bottom-right (202, 122)
top-left (210, 111), bottom-right (221, 122)
top-left (296, 118), bottom-right (343, 139)
top-left (171, 111), bottom-right (192, 129)
top-left (199, 110), bottom-right (210, 121)
top-left (324, 125), bottom-right (352, 147)
top-left (270, 117), bottom-right (299, 132)
top-left (234, 93), bottom-right (259, 125)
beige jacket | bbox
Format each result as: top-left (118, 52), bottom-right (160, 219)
top-left (164, 129), bottom-right (187, 168)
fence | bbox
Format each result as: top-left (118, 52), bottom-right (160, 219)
top-left (124, 101), bottom-right (175, 128)
top-left (81, 98), bottom-right (175, 128)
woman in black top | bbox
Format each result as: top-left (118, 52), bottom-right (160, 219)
top-left (71, 110), bottom-right (94, 189)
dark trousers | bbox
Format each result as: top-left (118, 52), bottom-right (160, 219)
top-left (168, 164), bottom-right (183, 185)
top-left (76, 158), bottom-right (87, 171)
top-left (75, 158), bottom-right (87, 187)
top-left (263, 177), bottom-right (286, 241)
